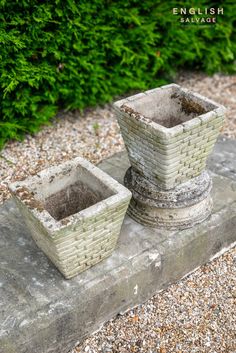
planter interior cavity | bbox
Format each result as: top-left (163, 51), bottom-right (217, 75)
top-left (114, 84), bottom-right (226, 229)
top-left (42, 167), bottom-right (114, 221)
top-left (124, 85), bottom-right (216, 128)
top-left (44, 181), bottom-right (105, 221)
top-left (9, 157), bottom-right (131, 279)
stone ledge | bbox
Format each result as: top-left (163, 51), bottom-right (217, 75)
top-left (0, 136), bottom-right (236, 353)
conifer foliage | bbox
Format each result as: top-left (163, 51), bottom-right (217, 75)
top-left (0, 0), bottom-right (235, 147)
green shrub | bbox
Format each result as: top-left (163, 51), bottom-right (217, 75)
top-left (0, 0), bottom-right (235, 148)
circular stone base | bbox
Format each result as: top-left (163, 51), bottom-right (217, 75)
top-left (124, 167), bottom-right (213, 230)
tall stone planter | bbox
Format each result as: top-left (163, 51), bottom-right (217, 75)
top-left (9, 157), bottom-right (131, 279)
top-left (114, 84), bottom-right (226, 229)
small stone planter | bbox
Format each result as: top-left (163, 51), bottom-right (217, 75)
top-left (9, 157), bottom-right (131, 279)
top-left (114, 84), bottom-right (226, 229)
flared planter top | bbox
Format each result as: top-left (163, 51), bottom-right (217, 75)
top-left (114, 84), bottom-right (226, 190)
top-left (9, 157), bottom-right (131, 236)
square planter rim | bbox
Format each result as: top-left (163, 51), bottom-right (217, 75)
top-left (9, 156), bottom-right (131, 235)
top-left (114, 83), bottom-right (226, 139)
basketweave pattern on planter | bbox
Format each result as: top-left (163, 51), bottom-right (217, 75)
top-left (116, 111), bottom-right (223, 189)
top-left (14, 196), bottom-right (128, 279)
top-left (114, 84), bottom-right (225, 190)
top-left (9, 157), bottom-right (131, 279)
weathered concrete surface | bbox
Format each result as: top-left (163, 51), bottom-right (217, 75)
top-left (124, 167), bottom-right (213, 229)
top-left (0, 136), bottom-right (236, 353)
top-left (8, 157), bottom-right (131, 279)
top-left (114, 84), bottom-right (225, 189)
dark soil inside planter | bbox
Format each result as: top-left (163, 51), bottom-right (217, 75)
top-left (155, 94), bottom-right (208, 128)
top-left (124, 86), bottom-right (216, 129)
top-left (44, 181), bottom-right (106, 220)
top-left (147, 94), bottom-right (209, 128)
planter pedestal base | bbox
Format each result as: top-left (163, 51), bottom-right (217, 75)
top-left (124, 167), bottom-right (213, 230)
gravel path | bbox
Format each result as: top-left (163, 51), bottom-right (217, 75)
top-left (0, 72), bottom-right (235, 352)
top-left (0, 107), bottom-right (123, 204)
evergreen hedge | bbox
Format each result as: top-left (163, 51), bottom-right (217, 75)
top-left (0, 0), bottom-right (235, 148)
